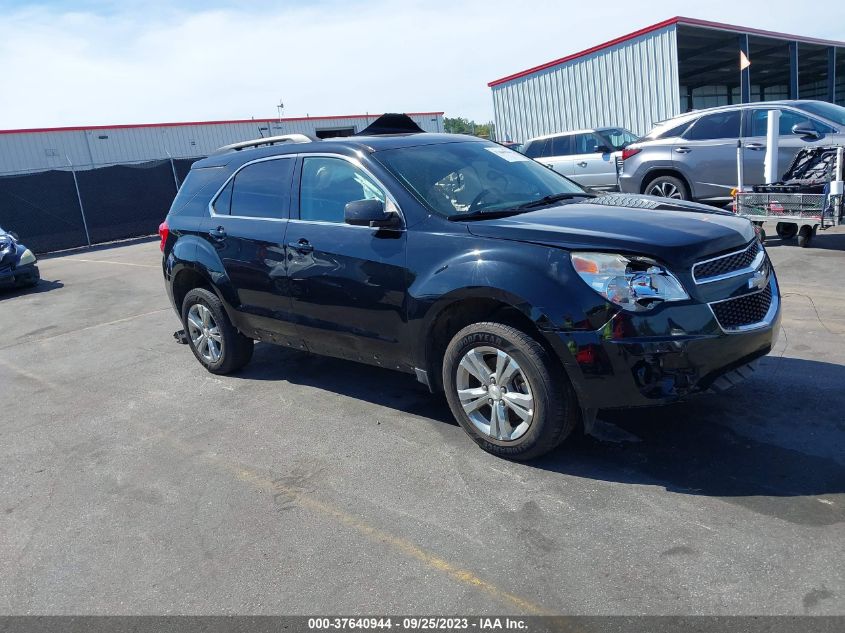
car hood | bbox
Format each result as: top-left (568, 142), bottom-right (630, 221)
top-left (465, 194), bottom-right (755, 267)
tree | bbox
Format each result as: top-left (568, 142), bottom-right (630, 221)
top-left (443, 117), bottom-right (492, 139)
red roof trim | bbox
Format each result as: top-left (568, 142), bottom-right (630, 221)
top-left (0, 112), bottom-right (445, 136)
top-left (487, 16), bottom-right (845, 87)
top-left (488, 17), bottom-right (678, 87)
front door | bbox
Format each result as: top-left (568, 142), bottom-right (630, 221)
top-left (742, 108), bottom-right (832, 185)
top-left (205, 156), bottom-right (298, 343)
top-left (286, 155), bottom-right (409, 367)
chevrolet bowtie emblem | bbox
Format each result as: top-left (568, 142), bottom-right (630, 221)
top-left (748, 269), bottom-right (768, 291)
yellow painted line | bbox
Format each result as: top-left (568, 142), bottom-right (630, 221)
top-left (148, 427), bottom-right (553, 615)
top-left (1, 308), bottom-right (170, 351)
top-left (227, 464), bottom-right (553, 615)
top-left (0, 356), bottom-right (64, 392)
top-left (61, 258), bottom-right (159, 269)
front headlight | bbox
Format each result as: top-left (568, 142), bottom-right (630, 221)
top-left (571, 252), bottom-right (688, 312)
top-left (19, 248), bottom-right (36, 265)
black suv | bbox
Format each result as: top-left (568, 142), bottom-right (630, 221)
top-left (160, 117), bottom-right (780, 459)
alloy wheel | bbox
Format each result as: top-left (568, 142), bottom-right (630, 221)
top-left (187, 303), bottom-right (223, 364)
top-left (455, 346), bottom-right (535, 442)
top-left (648, 181), bottom-right (682, 199)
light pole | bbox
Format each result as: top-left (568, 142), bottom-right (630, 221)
top-left (276, 100), bottom-right (284, 122)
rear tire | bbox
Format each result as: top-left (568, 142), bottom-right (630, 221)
top-left (442, 322), bottom-right (578, 460)
top-left (644, 175), bottom-right (689, 201)
top-left (776, 222), bottom-right (798, 240)
top-left (181, 288), bottom-right (253, 374)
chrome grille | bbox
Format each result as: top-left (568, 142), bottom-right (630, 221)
top-left (710, 285), bottom-right (773, 331)
top-left (693, 241), bottom-right (762, 283)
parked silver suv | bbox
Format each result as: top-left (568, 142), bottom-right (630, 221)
top-left (618, 100), bottom-right (845, 203)
top-left (522, 127), bottom-right (637, 190)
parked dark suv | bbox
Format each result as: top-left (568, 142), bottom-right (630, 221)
top-left (160, 118), bottom-right (780, 459)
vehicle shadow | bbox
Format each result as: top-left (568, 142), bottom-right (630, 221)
top-left (239, 343), bottom-right (456, 425)
top-left (532, 355), bottom-right (845, 525)
top-left (763, 230), bottom-right (845, 251)
top-left (238, 346), bottom-right (845, 524)
top-left (0, 278), bottom-right (64, 299)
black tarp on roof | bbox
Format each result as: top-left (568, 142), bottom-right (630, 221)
top-left (356, 113), bottom-right (424, 136)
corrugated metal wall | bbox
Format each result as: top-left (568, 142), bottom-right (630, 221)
top-left (491, 26), bottom-right (679, 141)
top-left (0, 113), bottom-right (444, 175)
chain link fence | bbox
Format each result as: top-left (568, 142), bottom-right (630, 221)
top-left (0, 157), bottom-right (199, 253)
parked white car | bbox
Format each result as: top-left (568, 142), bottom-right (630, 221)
top-left (522, 127), bottom-right (637, 190)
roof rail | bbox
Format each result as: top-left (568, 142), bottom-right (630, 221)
top-left (213, 133), bottom-right (316, 155)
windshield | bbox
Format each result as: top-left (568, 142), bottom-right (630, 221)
top-left (599, 128), bottom-right (637, 149)
top-left (792, 101), bottom-right (845, 126)
top-left (373, 141), bottom-right (585, 218)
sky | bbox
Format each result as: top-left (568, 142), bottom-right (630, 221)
top-left (1, 0), bottom-right (844, 129)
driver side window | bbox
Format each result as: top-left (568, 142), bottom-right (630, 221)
top-left (299, 157), bottom-right (384, 223)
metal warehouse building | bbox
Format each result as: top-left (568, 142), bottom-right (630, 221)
top-left (489, 16), bottom-right (845, 142)
top-left (0, 112), bottom-right (444, 175)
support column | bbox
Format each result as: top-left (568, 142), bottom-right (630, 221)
top-left (789, 41), bottom-right (799, 99)
top-left (829, 47), bottom-right (837, 103)
top-left (740, 34), bottom-right (751, 104)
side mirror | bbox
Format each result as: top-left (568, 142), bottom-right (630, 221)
top-left (791, 124), bottom-right (821, 140)
top-left (344, 199), bottom-right (400, 228)
top-left (594, 145), bottom-right (611, 154)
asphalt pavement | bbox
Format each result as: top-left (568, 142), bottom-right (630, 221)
top-left (1, 228), bottom-right (843, 615)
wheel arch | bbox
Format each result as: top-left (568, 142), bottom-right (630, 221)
top-left (419, 290), bottom-right (567, 393)
top-left (171, 266), bottom-right (215, 316)
top-left (167, 234), bottom-right (240, 319)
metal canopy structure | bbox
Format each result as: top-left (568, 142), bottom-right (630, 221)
top-left (489, 17), bottom-right (845, 142)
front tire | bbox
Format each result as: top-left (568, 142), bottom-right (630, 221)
top-left (644, 175), bottom-right (689, 201)
top-left (798, 225), bottom-right (813, 248)
top-left (442, 322), bottom-right (578, 460)
top-left (181, 288), bottom-right (254, 374)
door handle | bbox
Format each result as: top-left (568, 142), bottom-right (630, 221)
top-left (208, 226), bottom-right (226, 241)
top-left (576, 161), bottom-right (588, 168)
top-left (746, 143), bottom-right (766, 151)
top-left (288, 239), bottom-right (314, 254)
top-left (674, 147), bottom-right (691, 154)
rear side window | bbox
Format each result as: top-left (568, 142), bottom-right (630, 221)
top-left (223, 158), bottom-right (293, 219)
top-left (524, 139), bottom-right (548, 159)
top-left (549, 135), bottom-right (572, 156)
top-left (170, 166), bottom-right (227, 216)
top-left (525, 136), bottom-right (570, 158)
top-left (212, 180), bottom-right (233, 215)
top-left (683, 111), bottom-right (741, 141)
top-left (643, 119), bottom-right (694, 141)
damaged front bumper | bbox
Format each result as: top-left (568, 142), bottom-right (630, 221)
top-left (547, 277), bottom-right (781, 410)
top-left (0, 263), bottom-right (40, 289)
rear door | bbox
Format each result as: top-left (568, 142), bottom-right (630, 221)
top-left (569, 132), bottom-right (617, 189)
top-left (205, 156), bottom-right (298, 343)
top-left (525, 136), bottom-right (573, 175)
top-left (672, 109), bottom-right (742, 201)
